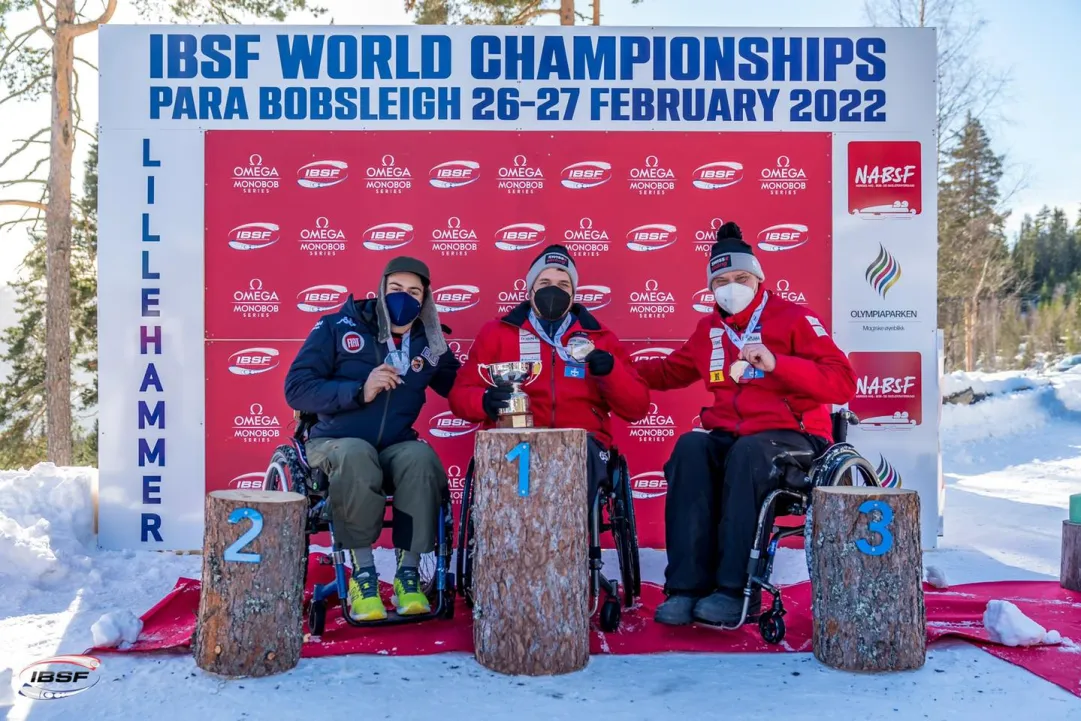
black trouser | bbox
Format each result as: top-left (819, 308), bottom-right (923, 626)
top-left (662, 429), bottom-right (829, 595)
top-left (586, 435), bottom-right (609, 510)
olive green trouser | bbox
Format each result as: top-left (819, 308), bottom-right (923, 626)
top-left (305, 437), bottom-right (447, 553)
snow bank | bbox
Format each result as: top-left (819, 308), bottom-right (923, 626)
top-left (983, 600), bottom-right (1060, 647)
top-left (941, 370), bottom-right (1046, 399)
top-left (91, 610), bottom-right (143, 649)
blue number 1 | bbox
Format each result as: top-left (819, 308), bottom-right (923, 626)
top-left (224, 507), bottom-right (263, 563)
top-left (506, 442), bottom-right (531, 497)
top-left (855, 500), bottom-right (894, 556)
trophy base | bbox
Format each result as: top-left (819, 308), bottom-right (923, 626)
top-left (496, 413), bottom-right (534, 429)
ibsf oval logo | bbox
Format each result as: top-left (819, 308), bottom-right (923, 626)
top-left (429, 160), bottom-right (481, 189)
top-left (692, 161), bottom-right (745, 190)
top-left (429, 410), bottom-right (480, 438)
top-left (626, 223), bottom-right (678, 252)
top-left (228, 472), bottom-right (267, 490)
top-left (18, 655), bottom-right (102, 700)
top-left (630, 471), bottom-right (668, 499)
top-left (561, 161), bottom-right (612, 189)
top-left (494, 223), bottom-right (546, 251)
top-left (228, 347), bottom-right (280, 376)
top-left (691, 287), bottom-right (715, 313)
top-left (757, 223), bottom-right (810, 252)
top-left (297, 160), bottom-right (349, 189)
top-left (574, 284), bottom-right (612, 312)
top-left (433, 284), bottom-right (481, 313)
top-left (228, 222), bottom-right (280, 251)
top-left (362, 222), bottom-right (415, 251)
top-left (296, 284), bottom-right (348, 313)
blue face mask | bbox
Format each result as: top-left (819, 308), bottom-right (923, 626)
top-left (385, 291), bottom-right (422, 326)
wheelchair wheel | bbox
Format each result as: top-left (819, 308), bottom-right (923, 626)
top-left (455, 460), bottom-right (476, 607)
top-left (308, 598), bottom-right (327, 636)
top-left (759, 611), bottom-right (785, 645)
top-left (805, 444), bottom-right (880, 573)
top-left (265, 444), bottom-right (309, 496)
top-left (610, 456), bottom-right (641, 606)
top-left (600, 597), bottom-right (621, 632)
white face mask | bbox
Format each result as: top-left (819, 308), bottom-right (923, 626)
top-left (714, 282), bottom-right (756, 314)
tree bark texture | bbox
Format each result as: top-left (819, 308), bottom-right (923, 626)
top-left (472, 428), bottom-right (589, 676)
top-left (811, 487), bottom-right (926, 672)
top-left (193, 490), bottom-right (307, 678)
top-left (1062, 521), bottom-right (1081, 592)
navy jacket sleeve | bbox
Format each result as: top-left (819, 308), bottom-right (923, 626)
top-left (284, 320), bottom-right (365, 414)
top-left (429, 348), bottom-right (461, 399)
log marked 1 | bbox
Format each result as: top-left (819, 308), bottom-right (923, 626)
top-left (506, 442), bottom-right (531, 497)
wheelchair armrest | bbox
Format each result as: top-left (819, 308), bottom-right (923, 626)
top-left (831, 409), bottom-right (860, 443)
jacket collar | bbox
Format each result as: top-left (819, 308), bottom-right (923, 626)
top-left (713, 284), bottom-right (768, 331)
top-left (502, 301), bottom-right (602, 332)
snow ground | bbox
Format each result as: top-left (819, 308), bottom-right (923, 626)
top-left (3, 371), bottom-right (1081, 719)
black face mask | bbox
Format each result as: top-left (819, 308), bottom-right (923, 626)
top-left (532, 286), bottom-right (572, 321)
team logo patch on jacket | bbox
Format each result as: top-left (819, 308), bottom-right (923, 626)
top-left (411, 356), bottom-right (425, 372)
top-left (342, 331), bottom-right (364, 353)
top-left (421, 347), bottom-right (439, 366)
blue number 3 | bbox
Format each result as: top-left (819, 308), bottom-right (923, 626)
top-left (855, 500), bottom-right (893, 556)
top-left (224, 507), bottom-right (263, 563)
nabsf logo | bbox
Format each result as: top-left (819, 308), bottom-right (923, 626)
top-left (297, 160), bottom-right (349, 188)
top-left (227, 347), bottom-right (280, 376)
top-left (429, 160), bottom-right (481, 188)
top-left (433, 284), bottom-right (481, 313)
top-left (296, 284), bottom-right (348, 313)
top-left (574, 285), bottom-right (612, 311)
top-left (757, 223), bottom-right (809, 252)
top-left (775, 279), bottom-right (807, 304)
top-left (18, 655), bottom-right (102, 701)
top-left (362, 222), bottom-right (414, 251)
top-left (691, 287), bottom-right (715, 313)
top-left (630, 347), bottom-right (674, 362)
top-left (561, 160), bottom-right (612, 189)
top-left (229, 471), bottom-right (267, 490)
top-left (631, 471), bottom-right (668, 499)
top-left (228, 222), bottom-right (280, 251)
top-left (692, 161), bottom-right (744, 189)
top-left (429, 410), bottom-right (480, 438)
top-left (494, 223), bottom-right (546, 251)
top-left (626, 223), bottom-right (678, 252)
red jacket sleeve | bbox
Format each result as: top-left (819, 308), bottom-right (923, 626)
top-left (594, 333), bottom-right (650, 422)
top-left (634, 318), bottom-right (706, 391)
top-left (770, 311), bottom-right (857, 405)
top-left (447, 321), bottom-right (500, 423)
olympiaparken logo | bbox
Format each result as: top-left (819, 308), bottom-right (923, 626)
top-left (865, 243), bottom-right (902, 298)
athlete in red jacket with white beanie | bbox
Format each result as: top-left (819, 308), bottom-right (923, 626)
top-left (635, 222), bottom-right (857, 627)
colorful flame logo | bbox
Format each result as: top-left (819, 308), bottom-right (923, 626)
top-left (865, 243), bottom-right (902, 298)
top-left (876, 454), bottom-right (902, 488)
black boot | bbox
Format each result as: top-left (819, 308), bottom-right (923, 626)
top-left (692, 588), bottom-right (761, 626)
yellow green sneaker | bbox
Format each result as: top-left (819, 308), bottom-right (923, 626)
top-left (393, 565), bottom-right (430, 616)
top-left (348, 566), bottom-right (387, 621)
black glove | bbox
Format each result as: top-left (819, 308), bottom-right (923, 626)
top-left (585, 349), bottom-right (615, 377)
top-left (482, 383), bottom-right (514, 421)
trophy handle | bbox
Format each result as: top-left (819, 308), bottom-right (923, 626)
top-left (522, 361), bottom-right (543, 386)
top-left (477, 363), bottom-right (495, 386)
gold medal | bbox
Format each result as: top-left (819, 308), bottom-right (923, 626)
top-left (729, 360), bottom-right (750, 382)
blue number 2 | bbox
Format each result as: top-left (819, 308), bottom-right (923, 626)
top-left (855, 500), bottom-right (894, 556)
top-left (506, 442), bottom-right (531, 497)
top-left (224, 507), bottom-right (263, 563)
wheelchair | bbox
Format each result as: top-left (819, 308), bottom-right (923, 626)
top-left (455, 447), bottom-right (642, 633)
top-left (717, 409), bottom-right (880, 644)
top-left (263, 412), bottom-right (455, 634)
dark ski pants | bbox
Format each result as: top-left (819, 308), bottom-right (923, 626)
top-left (306, 437), bottom-right (447, 553)
top-left (662, 429), bottom-right (829, 595)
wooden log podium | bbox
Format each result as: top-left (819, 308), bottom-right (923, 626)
top-left (193, 489), bottom-right (307, 678)
top-left (1063, 521), bottom-right (1081, 592)
top-left (810, 487), bottom-right (926, 672)
top-left (472, 428), bottom-right (590, 676)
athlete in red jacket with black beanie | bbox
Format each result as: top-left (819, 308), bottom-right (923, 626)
top-left (449, 244), bottom-right (649, 502)
top-left (636, 222), bottom-right (857, 627)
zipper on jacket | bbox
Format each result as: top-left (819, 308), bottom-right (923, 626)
top-left (782, 397), bottom-right (806, 433)
top-left (733, 383), bottom-right (744, 435)
top-left (549, 346), bottom-right (557, 427)
top-left (375, 388), bottom-right (392, 448)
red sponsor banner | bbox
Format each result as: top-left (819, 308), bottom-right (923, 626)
top-left (847, 140), bottom-right (922, 217)
top-left (848, 351), bottom-right (922, 430)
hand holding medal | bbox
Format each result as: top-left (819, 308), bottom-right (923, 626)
top-left (740, 343), bottom-right (776, 373)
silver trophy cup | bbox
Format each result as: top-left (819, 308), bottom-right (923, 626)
top-left (477, 361), bottom-right (542, 428)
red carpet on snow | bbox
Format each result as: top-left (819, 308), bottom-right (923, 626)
top-left (93, 554), bottom-right (1081, 698)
